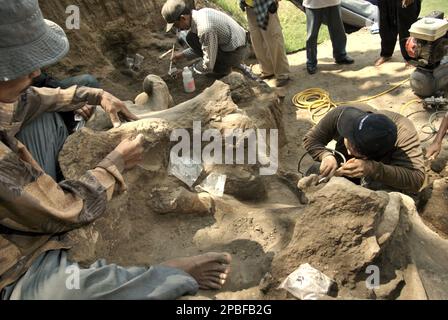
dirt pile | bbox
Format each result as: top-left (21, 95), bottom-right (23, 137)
top-left (59, 74), bottom-right (448, 299)
top-left (40, 0), bottom-right (216, 103)
top-left (271, 177), bottom-right (389, 299)
top-left (419, 178), bottom-right (448, 237)
top-left (41, 1), bottom-right (448, 300)
top-left (40, 0), bottom-right (177, 100)
top-left (59, 74), bottom-right (290, 295)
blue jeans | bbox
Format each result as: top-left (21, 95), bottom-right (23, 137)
top-left (1, 250), bottom-right (198, 300)
top-left (305, 5), bottom-right (348, 68)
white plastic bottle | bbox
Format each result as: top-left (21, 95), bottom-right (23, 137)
top-left (182, 66), bottom-right (196, 93)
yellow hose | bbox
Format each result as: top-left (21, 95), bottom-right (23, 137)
top-left (292, 78), bottom-right (412, 123)
top-left (400, 98), bottom-right (422, 115)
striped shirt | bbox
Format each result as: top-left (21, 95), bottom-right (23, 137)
top-left (182, 8), bottom-right (247, 73)
top-left (0, 86), bottom-right (125, 290)
top-left (240, 0), bottom-right (277, 30)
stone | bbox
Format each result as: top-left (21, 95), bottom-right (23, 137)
top-left (420, 178), bottom-right (448, 236)
top-left (270, 177), bottom-right (389, 299)
top-left (133, 74), bottom-right (174, 112)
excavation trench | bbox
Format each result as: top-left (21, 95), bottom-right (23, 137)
top-left (41, 0), bottom-right (448, 299)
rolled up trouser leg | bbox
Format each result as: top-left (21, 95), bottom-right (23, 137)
top-left (16, 112), bottom-right (68, 181)
top-left (2, 249), bottom-right (199, 300)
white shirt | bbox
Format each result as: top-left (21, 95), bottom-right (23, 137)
top-left (303, 0), bottom-right (341, 9)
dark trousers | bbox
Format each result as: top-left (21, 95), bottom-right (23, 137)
top-left (305, 5), bottom-right (348, 68)
top-left (186, 32), bottom-right (248, 75)
top-left (16, 113), bottom-right (68, 181)
top-left (378, 0), bottom-right (421, 60)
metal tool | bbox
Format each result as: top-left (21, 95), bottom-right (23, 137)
top-left (159, 48), bottom-right (174, 60)
top-left (74, 114), bottom-right (86, 131)
top-left (168, 43), bottom-right (178, 78)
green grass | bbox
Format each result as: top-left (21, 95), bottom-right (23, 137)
top-left (210, 0), bottom-right (448, 53)
top-left (279, 1), bottom-right (330, 53)
top-left (209, 0), bottom-right (330, 53)
top-left (421, 0), bottom-right (448, 16)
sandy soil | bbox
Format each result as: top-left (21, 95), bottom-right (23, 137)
top-left (40, 0), bottom-right (448, 299)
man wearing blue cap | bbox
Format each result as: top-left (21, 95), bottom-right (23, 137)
top-left (303, 105), bottom-right (425, 192)
top-left (0, 0), bottom-right (230, 299)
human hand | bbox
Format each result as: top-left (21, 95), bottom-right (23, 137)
top-left (426, 142), bottom-right (442, 160)
top-left (113, 134), bottom-right (145, 170)
top-left (336, 158), bottom-right (371, 178)
top-left (402, 0), bottom-right (414, 8)
top-left (319, 155), bottom-right (338, 178)
top-left (74, 104), bottom-right (95, 121)
top-left (100, 92), bottom-right (139, 128)
top-left (172, 52), bottom-right (184, 62)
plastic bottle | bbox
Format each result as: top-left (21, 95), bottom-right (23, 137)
top-left (182, 66), bottom-right (196, 93)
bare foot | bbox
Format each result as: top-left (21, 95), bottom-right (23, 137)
top-left (374, 56), bottom-right (391, 67)
top-left (161, 252), bottom-right (232, 290)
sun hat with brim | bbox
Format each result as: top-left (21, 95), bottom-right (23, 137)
top-left (0, 0), bottom-right (69, 82)
top-left (337, 106), bottom-right (398, 159)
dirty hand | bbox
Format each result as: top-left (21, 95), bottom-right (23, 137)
top-left (114, 134), bottom-right (145, 170)
top-left (100, 91), bottom-right (139, 128)
top-left (402, 0), bottom-right (414, 8)
top-left (75, 105), bottom-right (95, 120)
top-left (320, 155), bottom-right (338, 178)
top-left (336, 158), bottom-right (371, 178)
top-left (426, 142), bottom-right (442, 160)
top-left (172, 52), bottom-right (184, 62)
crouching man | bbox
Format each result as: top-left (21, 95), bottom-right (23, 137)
top-left (163, 0), bottom-right (249, 77)
top-left (0, 0), bottom-right (230, 300)
top-left (303, 105), bottom-right (425, 192)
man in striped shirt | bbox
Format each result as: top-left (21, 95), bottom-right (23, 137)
top-left (162, 0), bottom-right (249, 76)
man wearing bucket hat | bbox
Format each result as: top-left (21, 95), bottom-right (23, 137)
top-left (163, 0), bottom-right (249, 76)
top-left (303, 105), bottom-right (425, 192)
top-left (0, 0), bottom-right (231, 299)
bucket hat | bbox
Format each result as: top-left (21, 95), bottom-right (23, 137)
top-left (0, 0), bottom-right (69, 81)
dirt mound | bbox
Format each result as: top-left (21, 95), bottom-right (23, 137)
top-left (58, 74), bottom-right (448, 299)
top-left (41, 1), bottom-right (448, 300)
top-left (40, 0), bottom-right (176, 100)
top-left (60, 74), bottom-right (292, 296)
top-left (270, 177), bottom-right (388, 299)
